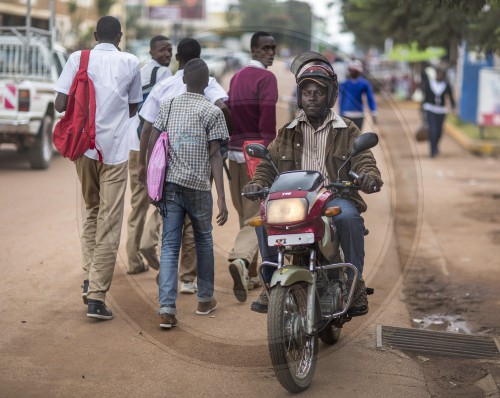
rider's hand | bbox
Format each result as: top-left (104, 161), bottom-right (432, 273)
top-left (355, 172), bottom-right (380, 194)
top-left (242, 183), bottom-right (263, 201)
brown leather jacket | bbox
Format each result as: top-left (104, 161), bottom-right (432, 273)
top-left (251, 114), bottom-right (383, 213)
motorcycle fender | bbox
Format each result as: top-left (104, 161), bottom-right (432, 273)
top-left (270, 266), bottom-right (313, 288)
top-left (319, 216), bottom-right (340, 262)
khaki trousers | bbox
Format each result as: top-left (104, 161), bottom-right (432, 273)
top-left (75, 156), bottom-right (128, 302)
top-left (228, 160), bottom-right (259, 276)
top-left (126, 150), bottom-right (161, 272)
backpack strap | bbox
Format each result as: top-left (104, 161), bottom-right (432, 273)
top-left (79, 50), bottom-right (102, 163)
top-left (142, 66), bottom-right (160, 94)
top-left (79, 50), bottom-right (90, 71)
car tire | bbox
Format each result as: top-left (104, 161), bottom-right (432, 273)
top-left (29, 114), bottom-right (53, 169)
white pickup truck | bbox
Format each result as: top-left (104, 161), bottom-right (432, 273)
top-left (0, 27), bottom-right (67, 169)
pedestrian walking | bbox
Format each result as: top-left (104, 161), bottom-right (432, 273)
top-left (226, 31), bottom-right (278, 303)
top-left (126, 35), bottom-right (173, 275)
top-left (147, 58), bottom-right (229, 329)
top-left (138, 38), bottom-right (230, 294)
top-left (422, 66), bottom-right (456, 157)
top-left (338, 60), bottom-right (377, 130)
top-left (54, 16), bottom-right (142, 320)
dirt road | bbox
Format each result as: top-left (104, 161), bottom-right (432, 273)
top-left (0, 61), bottom-right (499, 397)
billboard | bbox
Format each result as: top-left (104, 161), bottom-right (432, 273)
top-left (477, 68), bottom-right (500, 127)
top-left (147, 0), bottom-right (205, 20)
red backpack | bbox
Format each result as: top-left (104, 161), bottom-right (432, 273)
top-left (53, 50), bottom-right (102, 162)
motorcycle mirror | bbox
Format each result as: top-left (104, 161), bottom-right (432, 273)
top-left (244, 143), bottom-right (280, 177)
top-left (245, 143), bottom-right (271, 161)
top-left (350, 132), bottom-right (379, 157)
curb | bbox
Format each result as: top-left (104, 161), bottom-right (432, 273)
top-left (445, 121), bottom-right (500, 156)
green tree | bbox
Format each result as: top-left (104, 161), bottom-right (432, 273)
top-left (226, 0), bottom-right (313, 53)
top-left (342, 0), bottom-right (500, 63)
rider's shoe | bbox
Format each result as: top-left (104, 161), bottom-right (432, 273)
top-left (250, 289), bottom-right (268, 313)
top-left (348, 278), bottom-right (368, 317)
top-left (229, 259), bottom-right (249, 302)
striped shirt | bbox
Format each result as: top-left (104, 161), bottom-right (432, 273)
top-left (153, 92), bottom-right (229, 191)
top-left (297, 109), bottom-right (347, 185)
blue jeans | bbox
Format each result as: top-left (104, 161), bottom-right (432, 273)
top-left (256, 197), bottom-right (365, 283)
top-left (426, 110), bottom-right (446, 157)
top-left (158, 183), bottom-right (214, 315)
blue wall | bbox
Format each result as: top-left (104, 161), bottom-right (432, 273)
top-left (459, 46), bottom-right (494, 123)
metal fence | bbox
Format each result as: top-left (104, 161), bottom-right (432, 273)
top-left (0, 27), bottom-right (52, 79)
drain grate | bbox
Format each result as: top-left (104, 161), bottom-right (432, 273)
top-left (377, 325), bottom-right (500, 359)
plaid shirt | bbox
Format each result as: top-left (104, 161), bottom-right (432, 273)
top-left (153, 92), bottom-right (229, 191)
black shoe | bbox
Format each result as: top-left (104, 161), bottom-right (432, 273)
top-left (82, 280), bottom-right (89, 305)
top-left (348, 279), bottom-right (369, 317)
top-left (87, 299), bottom-right (113, 320)
top-left (250, 289), bottom-right (268, 314)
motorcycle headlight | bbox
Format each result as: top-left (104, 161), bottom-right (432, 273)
top-left (266, 198), bottom-right (308, 224)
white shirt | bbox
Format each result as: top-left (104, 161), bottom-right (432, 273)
top-left (140, 59), bottom-right (172, 87)
top-left (128, 59), bottom-right (173, 151)
top-left (54, 43), bottom-right (142, 165)
top-left (139, 69), bottom-right (228, 124)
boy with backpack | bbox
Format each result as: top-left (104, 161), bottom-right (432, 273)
top-left (146, 58), bottom-right (229, 329)
top-left (126, 35), bottom-right (173, 275)
top-left (54, 16), bottom-right (142, 321)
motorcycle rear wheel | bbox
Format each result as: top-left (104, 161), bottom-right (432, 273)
top-left (319, 321), bottom-right (341, 345)
top-left (267, 283), bottom-right (318, 393)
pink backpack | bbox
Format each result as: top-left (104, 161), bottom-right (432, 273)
top-left (147, 99), bottom-right (173, 204)
top-left (147, 132), bottom-right (168, 203)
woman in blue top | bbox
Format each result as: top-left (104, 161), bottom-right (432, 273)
top-left (339, 60), bottom-right (377, 130)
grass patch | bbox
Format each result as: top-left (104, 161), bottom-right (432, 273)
top-left (448, 114), bottom-right (500, 140)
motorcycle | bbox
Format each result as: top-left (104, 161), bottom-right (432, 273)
top-left (243, 132), bottom-right (379, 393)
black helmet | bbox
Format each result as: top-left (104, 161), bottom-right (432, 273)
top-left (291, 51), bottom-right (338, 109)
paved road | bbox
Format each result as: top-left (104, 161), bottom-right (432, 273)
top-left (1, 61), bottom-right (498, 397)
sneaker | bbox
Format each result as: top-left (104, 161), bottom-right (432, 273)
top-left (348, 278), bottom-right (369, 317)
top-left (229, 259), bottom-right (249, 302)
top-left (196, 299), bottom-right (217, 315)
top-left (250, 289), bottom-right (269, 314)
top-left (82, 280), bottom-right (89, 305)
top-left (159, 313), bottom-right (178, 329)
top-left (87, 299), bottom-right (113, 320)
top-left (248, 276), bottom-right (262, 291)
top-left (180, 281), bottom-right (197, 294)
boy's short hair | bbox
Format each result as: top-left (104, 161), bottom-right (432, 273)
top-left (96, 16), bottom-right (121, 41)
top-left (184, 58), bottom-right (208, 85)
top-left (177, 38), bottom-right (201, 63)
top-left (150, 35), bottom-right (170, 49)
top-left (251, 31), bottom-right (272, 49)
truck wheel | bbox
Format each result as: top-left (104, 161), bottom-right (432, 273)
top-left (29, 114), bottom-right (53, 169)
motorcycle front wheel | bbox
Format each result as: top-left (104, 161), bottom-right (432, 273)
top-left (267, 283), bottom-right (318, 393)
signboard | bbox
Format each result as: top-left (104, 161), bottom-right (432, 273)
top-left (477, 68), bottom-right (500, 126)
top-left (147, 0), bottom-right (205, 20)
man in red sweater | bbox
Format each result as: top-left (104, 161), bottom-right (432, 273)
top-left (226, 31), bottom-right (278, 303)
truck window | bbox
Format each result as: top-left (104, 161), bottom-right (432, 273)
top-left (53, 52), bottom-right (63, 76)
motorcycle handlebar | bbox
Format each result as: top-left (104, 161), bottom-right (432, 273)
top-left (241, 187), bottom-right (270, 200)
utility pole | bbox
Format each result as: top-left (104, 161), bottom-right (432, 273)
top-left (25, 0), bottom-right (31, 75)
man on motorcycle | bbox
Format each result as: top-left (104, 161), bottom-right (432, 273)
top-left (243, 51), bottom-right (383, 317)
